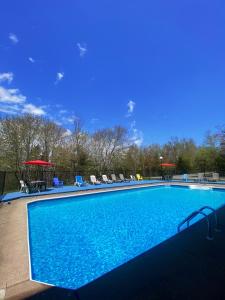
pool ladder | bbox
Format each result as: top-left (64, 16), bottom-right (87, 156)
top-left (177, 206), bottom-right (221, 240)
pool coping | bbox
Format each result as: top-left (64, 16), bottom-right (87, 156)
top-left (1, 182), bottom-right (225, 299)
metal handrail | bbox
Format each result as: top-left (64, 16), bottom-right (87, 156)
top-left (198, 206), bottom-right (221, 232)
top-left (178, 209), bottom-right (214, 240)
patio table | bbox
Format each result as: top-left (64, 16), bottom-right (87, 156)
top-left (30, 180), bottom-right (47, 192)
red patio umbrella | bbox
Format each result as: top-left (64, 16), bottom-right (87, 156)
top-left (160, 163), bottom-right (176, 180)
top-left (22, 160), bottom-right (54, 183)
top-left (22, 160), bottom-right (54, 166)
top-left (160, 163), bottom-right (176, 167)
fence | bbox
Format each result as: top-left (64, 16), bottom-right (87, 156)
top-left (0, 171), bottom-right (6, 195)
top-left (1, 168), bottom-right (224, 196)
top-left (0, 168), bottom-right (159, 195)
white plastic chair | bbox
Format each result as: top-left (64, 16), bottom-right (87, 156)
top-left (20, 180), bottom-right (27, 193)
top-left (119, 174), bottom-right (130, 182)
top-left (90, 175), bottom-right (101, 185)
top-left (102, 175), bottom-right (113, 184)
top-left (212, 173), bottom-right (219, 181)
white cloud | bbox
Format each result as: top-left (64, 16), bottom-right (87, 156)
top-left (57, 72), bottom-right (64, 80)
top-left (77, 43), bottom-right (87, 57)
top-left (0, 86), bottom-right (26, 103)
top-left (9, 33), bottom-right (18, 44)
top-left (55, 104), bottom-right (62, 108)
top-left (0, 72), bottom-right (14, 84)
top-left (28, 57), bottom-right (35, 63)
top-left (130, 120), bottom-right (136, 129)
top-left (90, 118), bottom-right (99, 124)
top-left (0, 84), bottom-right (47, 117)
top-left (54, 120), bottom-right (62, 126)
top-left (22, 103), bottom-right (46, 116)
top-left (127, 100), bottom-right (135, 117)
top-left (55, 72), bottom-right (64, 84)
top-left (63, 129), bottom-right (72, 137)
top-left (130, 120), bottom-right (143, 146)
top-left (0, 104), bottom-right (20, 114)
top-left (59, 109), bottom-right (67, 114)
top-left (67, 117), bottom-right (75, 123)
top-left (131, 128), bottom-right (143, 146)
top-left (63, 115), bottom-right (80, 124)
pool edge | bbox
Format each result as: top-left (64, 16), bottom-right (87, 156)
top-left (3, 182), bottom-right (225, 299)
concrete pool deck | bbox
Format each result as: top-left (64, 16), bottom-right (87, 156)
top-left (1, 182), bottom-right (225, 299)
top-left (1, 180), bottom-right (162, 202)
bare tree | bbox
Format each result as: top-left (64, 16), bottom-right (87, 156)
top-left (0, 115), bottom-right (41, 169)
top-left (39, 118), bottom-right (66, 162)
top-left (89, 126), bottom-right (127, 173)
top-left (68, 118), bottom-right (89, 172)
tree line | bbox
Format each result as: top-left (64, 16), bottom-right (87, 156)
top-left (0, 114), bottom-right (224, 176)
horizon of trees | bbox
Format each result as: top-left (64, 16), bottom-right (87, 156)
top-left (0, 114), bottom-right (224, 176)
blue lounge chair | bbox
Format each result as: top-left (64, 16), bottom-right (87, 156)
top-left (53, 177), bottom-right (64, 187)
top-left (75, 175), bottom-right (87, 187)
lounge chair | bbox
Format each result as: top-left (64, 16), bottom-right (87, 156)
top-left (90, 175), bottom-right (101, 185)
top-left (102, 175), bottom-right (113, 184)
top-left (197, 173), bottom-right (204, 182)
top-left (53, 177), bottom-right (64, 187)
top-left (208, 172), bottom-right (220, 182)
top-left (119, 174), bottom-right (130, 182)
top-left (182, 174), bottom-right (189, 182)
top-left (136, 174), bottom-right (143, 180)
top-left (111, 174), bottom-right (122, 182)
top-left (74, 175), bottom-right (87, 187)
top-left (212, 172), bottom-right (219, 182)
top-left (130, 175), bottom-right (136, 181)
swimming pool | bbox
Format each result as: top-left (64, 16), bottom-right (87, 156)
top-left (27, 185), bottom-right (225, 289)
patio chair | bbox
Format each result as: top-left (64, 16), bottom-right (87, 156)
top-left (24, 180), bottom-right (38, 193)
top-left (74, 175), bottom-right (87, 187)
top-left (111, 174), bottom-right (122, 183)
top-left (197, 173), bottom-right (204, 182)
top-left (52, 177), bottom-right (64, 187)
top-left (130, 175), bottom-right (136, 181)
top-left (212, 172), bottom-right (219, 182)
top-left (20, 180), bottom-right (27, 193)
top-left (102, 175), bottom-right (113, 184)
top-left (90, 175), bottom-right (101, 185)
top-left (119, 174), bottom-right (130, 182)
top-left (182, 174), bottom-right (189, 182)
top-left (136, 174), bottom-right (143, 180)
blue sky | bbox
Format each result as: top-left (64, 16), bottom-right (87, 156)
top-left (0, 0), bottom-right (225, 146)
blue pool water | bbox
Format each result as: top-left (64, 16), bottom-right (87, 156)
top-left (28, 186), bottom-right (225, 289)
